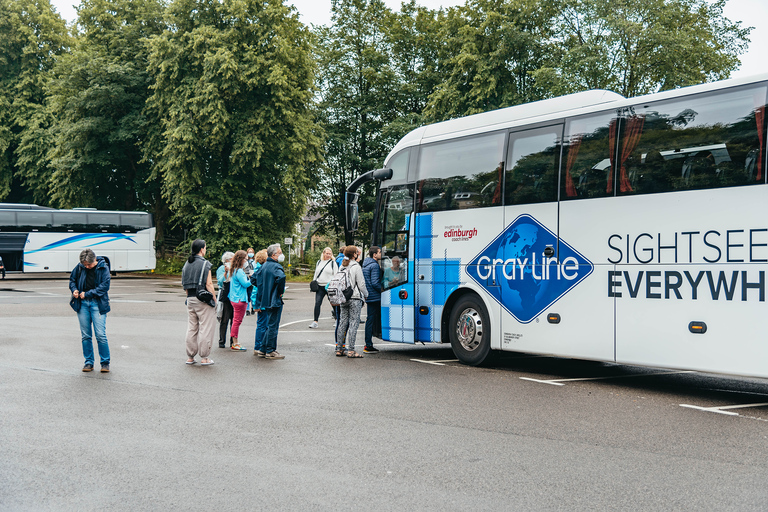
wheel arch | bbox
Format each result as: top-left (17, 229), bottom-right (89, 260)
top-left (440, 286), bottom-right (493, 344)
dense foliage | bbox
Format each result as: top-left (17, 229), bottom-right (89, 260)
top-left (0, 0), bottom-right (751, 252)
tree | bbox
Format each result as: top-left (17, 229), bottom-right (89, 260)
top-left (0, 0), bottom-right (70, 202)
top-left (422, 0), bottom-right (557, 122)
top-left (313, 0), bottom-right (400, 246)
top-left (533, 0), bottom-right (751, 98)
top-left (144, 0), bottom-right (323, 256)
top-left (46, 0), bottom-right (168, 237)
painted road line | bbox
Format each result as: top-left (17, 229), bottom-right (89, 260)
top-left (680, 402), bottom-right (768, 416)
top-left (411, 359), bottom-right (446, 366)
top-left (520, 370), bottom-right (696, 386)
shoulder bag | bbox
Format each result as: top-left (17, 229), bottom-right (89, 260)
top-left (310, 259), bottom-right (331, 293)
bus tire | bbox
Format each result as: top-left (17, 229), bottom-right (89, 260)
top-left (448, 294), bottom-right (491, 366)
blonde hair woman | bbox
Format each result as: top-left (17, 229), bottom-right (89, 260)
top-left (309, 247), bottom-right (338, 329)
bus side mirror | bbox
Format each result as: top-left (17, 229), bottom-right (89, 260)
top-left (346, 192), bottom-right (359, 233)
top-left (372, 168), bottom-right (393, 180)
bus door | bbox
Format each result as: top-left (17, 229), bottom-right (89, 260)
top-left (497, 124), bottom-right (572, 353)
top-left (377, 184), bottom-right (416, 343)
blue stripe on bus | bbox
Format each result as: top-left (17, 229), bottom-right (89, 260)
top-left (25, 233), bottom-right (136, 254)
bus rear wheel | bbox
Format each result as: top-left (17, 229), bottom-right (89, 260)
top-left (449, 295), bottom-right (491, 366)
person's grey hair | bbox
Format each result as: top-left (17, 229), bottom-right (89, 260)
top-left (79, 248), bottom-right (96, 265)
top-left (267, 243), bottom-right (281, 257)
top-left (221, 251), bottom-right (235, 264)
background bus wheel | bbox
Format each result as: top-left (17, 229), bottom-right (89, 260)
top-left (449, 295), bottom-right (491, 366)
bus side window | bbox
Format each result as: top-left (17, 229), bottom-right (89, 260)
top-left (505, 125), bottom-right (561, 206)
top-left (416, 133), bottom-right (505, 212)
top-left (562, 112), bottom-right (616, 200)
top-left (619, 85), bottom-right (767, 196)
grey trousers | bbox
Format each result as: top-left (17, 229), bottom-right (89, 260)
top-left (336, 299), bottom-right (363, 352)
top-left (186, 297), bottom-right (216, 359)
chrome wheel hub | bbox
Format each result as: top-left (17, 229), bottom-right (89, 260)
top-left (456, 307), bottom-right (483, 351)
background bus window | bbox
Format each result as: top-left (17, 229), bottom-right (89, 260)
top-left (53, 212), bottom-right (87, 232)
top-left (505, 125), bottom-right (561, 205)
top-left (379, 185), bottom-right (412, 290)
top-left (0, 211), bottom-right (16, 229)
top-left (416, 133), bottom-right (505, 212)
top-left (16, 211), bottom-right (53, 231)
top-left (561, 112), bottom-right (617, 200)
top-left (120, 214), bottom-right (151, 232)
top-left (88, 213), bottom-right (120, 232)
top-left (618, 86), bottom-right (767, 195)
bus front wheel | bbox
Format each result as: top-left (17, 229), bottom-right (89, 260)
top-left (449, 295), bottom-right (491, 366)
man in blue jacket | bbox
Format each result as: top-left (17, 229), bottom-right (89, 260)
top-left (69, 248), bottom-right (111, 372)
top-left (362, 246), bottom-right (382, 353)
top-left (257, 243), bottom-right (287, 359)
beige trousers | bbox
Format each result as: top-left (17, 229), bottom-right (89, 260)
top-left (185, 297), bottom-right (216, 359)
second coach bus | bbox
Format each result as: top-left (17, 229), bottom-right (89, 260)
top-left (0, 204), bottom-right (156, 274)
top-left (346, 73), bottom-right (768, 378)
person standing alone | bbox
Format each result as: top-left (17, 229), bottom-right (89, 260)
top-left (362, 246), bottom-right (382, 353)
top-left (69, 248), bottom-right (111, 372)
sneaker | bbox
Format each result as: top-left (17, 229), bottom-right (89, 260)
top-left (254, 350), bottom-right (265, 357)
top-left (264, 351), bottom-right (285, 360)
top-left (246, 310), bottom-right (250, 316)
top-left (100, 364), bottom-right (110, 373)
top-left (82, 364), bottom-right (94, 372)
top-left (308, 321), bottom-right (318, 329)
top-left (363, 346), bottom-right (379, 353)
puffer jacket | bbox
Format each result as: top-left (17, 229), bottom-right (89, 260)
top-left (361, 257), bottom-right (381, 302)
top-left (69, 257), bottom-right (111, 314)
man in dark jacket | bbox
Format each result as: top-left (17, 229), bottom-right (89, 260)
top-left (69, 249), bottom-right (111, 372)
top-left (257, 243), bottom-right (287, 359)
top-left (362, 246), bottom-right (382, 353)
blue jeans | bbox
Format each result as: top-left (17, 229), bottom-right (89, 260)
top-left (364, 301), bottom-right (381, 348)
top-left (263, 306), bottom-right (283, 354)
top-left (77, 299), bottom-right (110, 366)
top-left (254, 309), bottom-right (268, 351)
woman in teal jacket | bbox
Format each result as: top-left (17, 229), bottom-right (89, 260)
top-left (227, 250), bottom-right (251, 351)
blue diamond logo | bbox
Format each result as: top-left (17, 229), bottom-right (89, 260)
top-left (466, 214), bottom-right (593, 323)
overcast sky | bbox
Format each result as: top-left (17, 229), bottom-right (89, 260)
top-left (49, 0), bottom-right (766, 80)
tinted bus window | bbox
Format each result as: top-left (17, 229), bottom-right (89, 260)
top-left (618, 86), bottom-right (767, 195)
top-left (53, 212), bottom-right (88, 231)
top-left (17, 211), bottom-right (53, 230)
top-left (562, 112), bottom-right (617, 200)
top-left (505, 125), bottom-right (561, 205)
top-left (88, 213), bottom-right (120, 231)
top-left (0, 211), bottom-right (16, 228)
top-left (416, 133), bottom-right (505, 212)
top-left (120, 214), bottom-right (151, 231)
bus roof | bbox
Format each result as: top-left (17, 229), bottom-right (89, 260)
top-left (384, 72), bottom-right (768, 164)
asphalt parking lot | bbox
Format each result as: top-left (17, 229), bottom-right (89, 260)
top-left (1, 273), bottom-right (767, 510)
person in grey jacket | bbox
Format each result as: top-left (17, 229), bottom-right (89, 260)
top-left (335, 245), bottom-right (368, 358)
top-left (181, 239), bottom-right (216, 366)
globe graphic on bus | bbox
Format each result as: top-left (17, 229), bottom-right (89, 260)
top-left (467, 214), bottom-right (593, 323)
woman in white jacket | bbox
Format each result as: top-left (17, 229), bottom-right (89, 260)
top-left (335, 246), bottom-right (368, 357)
top-left (309, 247), bottom-right (338, 329)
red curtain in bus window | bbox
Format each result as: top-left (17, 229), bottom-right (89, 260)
top-left (756, 106), bottom-right (764, 181)
top-left (492, 163), bottom-right (503, 205)
top-left (615, 115), bottom-right (645, 193)
top-left (564, 135), bottom-right (581, 197)
top-left (606, 120), bottom-right (618, 193)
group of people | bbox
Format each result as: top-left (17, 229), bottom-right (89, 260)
top-left (309, 244), bottom-right (383, 358)
top-left (182, 240), bottom-right (287, 365)
top-left (68, 238), bottom-right (393, 372)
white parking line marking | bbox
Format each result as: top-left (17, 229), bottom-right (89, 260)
top-left (411, 359), bottom-right (446, 366)
top-left (680, 402), bottom-right (768, 416)
top-left (520, 370), bottom-right (695, 386)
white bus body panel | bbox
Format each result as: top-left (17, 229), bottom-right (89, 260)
top-left (24, 228), bottom-right (156, 272)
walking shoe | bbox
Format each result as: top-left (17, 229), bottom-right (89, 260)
top-left (82, 364), bottom-right (94, 372)
top-left (100, 364), bottom-right (110, 373)
top-left (264, 351), bottom-right (285, 360)
top-left (308, 321), bottom-right (318, 329)
top-left (254, 350), bottom-right (265, 357)
top-left (363, 346), bottom-right (379, 353)
top-left (246, 310), bottom-right (251, 316)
